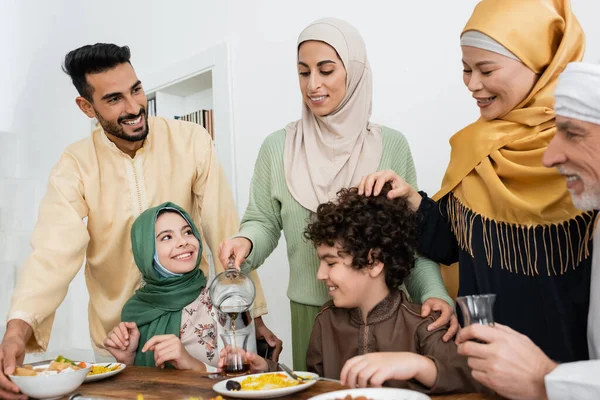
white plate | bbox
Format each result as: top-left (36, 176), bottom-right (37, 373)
top-left (212, 371), bottom-right (318, 399)
top-left (307, 387), bottom-right (431, 400)
top-left (84, 362), bottom-right (126, 383)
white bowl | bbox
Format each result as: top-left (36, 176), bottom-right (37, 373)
top-left (9, 363), bottom-right (92, 400)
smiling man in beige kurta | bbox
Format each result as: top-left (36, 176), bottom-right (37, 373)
top-left (0, 43), bottom-right (277, 400)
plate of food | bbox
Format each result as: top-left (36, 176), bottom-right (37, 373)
top-left (84, 362), bottom-right (126, 383)
top-left (212, 371), bottom-right (319, 399)
top-left (307, 387), bottom-right (431, 400)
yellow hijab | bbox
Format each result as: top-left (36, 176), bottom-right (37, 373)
top-left (435, 0), bottom-right (594, 276)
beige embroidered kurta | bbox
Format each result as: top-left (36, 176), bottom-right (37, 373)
top-left (7, 116), bottom-right (267, 354)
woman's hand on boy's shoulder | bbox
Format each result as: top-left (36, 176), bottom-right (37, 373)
top-left (421, 298), bottom-right (460, 342)
top-left (141, 334), bottom-right (206, 371)
top-left (104, 322), bottom-right (140, 365)
top-left (340, 352), bottom-right (436, 389)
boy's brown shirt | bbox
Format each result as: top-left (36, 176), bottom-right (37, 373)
top-left (306, 290), bottom-right (487, 394)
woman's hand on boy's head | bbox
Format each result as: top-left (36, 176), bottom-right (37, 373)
top-left (356, 170), bottom-right (422, 211)
top-left (340, 352), bottom-right (436, 389)
top-left (421, 298), bottom-right (460, 342)
top-left (104, 322), bottom-right (140, 364)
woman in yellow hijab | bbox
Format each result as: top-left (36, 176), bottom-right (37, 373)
top-left (359, 0), bottom-right (595, 363)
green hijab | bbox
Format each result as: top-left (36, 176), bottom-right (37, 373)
top-left (121, 202), bottom-right (207, 367)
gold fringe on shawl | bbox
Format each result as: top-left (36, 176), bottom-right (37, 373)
top-left (445, 193), bottom-right (596, 276)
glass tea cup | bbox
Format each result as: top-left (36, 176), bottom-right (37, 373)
top-left (456, 294), bottom-right (496, 327)
top-left (221, 332), bottom-right (251, 376)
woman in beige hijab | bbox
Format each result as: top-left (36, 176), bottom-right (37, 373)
top-left (219, 18), bottom-right (455, 370)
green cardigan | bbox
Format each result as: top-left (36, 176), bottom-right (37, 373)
top-left (237, 126), bottom-right (453, 308)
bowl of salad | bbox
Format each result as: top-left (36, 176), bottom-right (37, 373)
top-left (9, 355), bottom-right (92, 400)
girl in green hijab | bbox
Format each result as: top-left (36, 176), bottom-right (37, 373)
top-left (103, 202), bottom-right (217, 370)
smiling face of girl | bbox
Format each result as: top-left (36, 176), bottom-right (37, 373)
top-left (155, 211), bottom-right (200, 274)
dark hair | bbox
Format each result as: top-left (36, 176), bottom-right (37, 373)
top-left (304, 183), bottom-right (418, 290)
top-left (157, 208), bottom-right (179, 218)
top-left (62, 43), bottom-right (131, 101)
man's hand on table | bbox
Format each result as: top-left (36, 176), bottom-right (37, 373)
top-left (0, 320), bottom-right (31, 400)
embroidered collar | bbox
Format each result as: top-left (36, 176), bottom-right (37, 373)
top-left (350, 290), bottom-right (403, 326)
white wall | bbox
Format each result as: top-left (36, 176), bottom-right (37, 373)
top-left (0, 0), bottom-right (22, 341)
top-left (1, 0), bottom-right (599, 367)
top-left (0, 0), bottom-right (17, 134)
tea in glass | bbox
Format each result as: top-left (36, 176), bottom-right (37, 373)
top-left (221, 332), bottom-right (250, 376)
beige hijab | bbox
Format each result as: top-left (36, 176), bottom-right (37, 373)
top-left (284, 18), bottom-right (382, 212)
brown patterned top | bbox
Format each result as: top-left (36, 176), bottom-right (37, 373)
top-left (306, 291), bottom-right (489, 395)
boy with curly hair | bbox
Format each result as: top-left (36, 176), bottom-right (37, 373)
top-left (218, 184), bottom-right (484, 394)
top-left (302, 184), bottom-right (484, 394)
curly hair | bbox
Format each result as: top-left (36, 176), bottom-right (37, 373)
top-left (304, 183), bottom-right (418, 291)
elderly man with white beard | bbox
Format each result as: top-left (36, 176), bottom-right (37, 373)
top-left (455, 61), bottom-right (600, 400)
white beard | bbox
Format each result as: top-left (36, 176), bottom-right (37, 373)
top-left (569, 184), bottom-right (600, 211)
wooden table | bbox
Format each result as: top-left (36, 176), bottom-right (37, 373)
top-left (60, 366), bottom-right (498, 400)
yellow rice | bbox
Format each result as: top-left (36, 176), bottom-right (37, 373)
top-left (239, 373), bottom-right (307, 391)
top-left (87, 364), bottom-right (121, 376)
